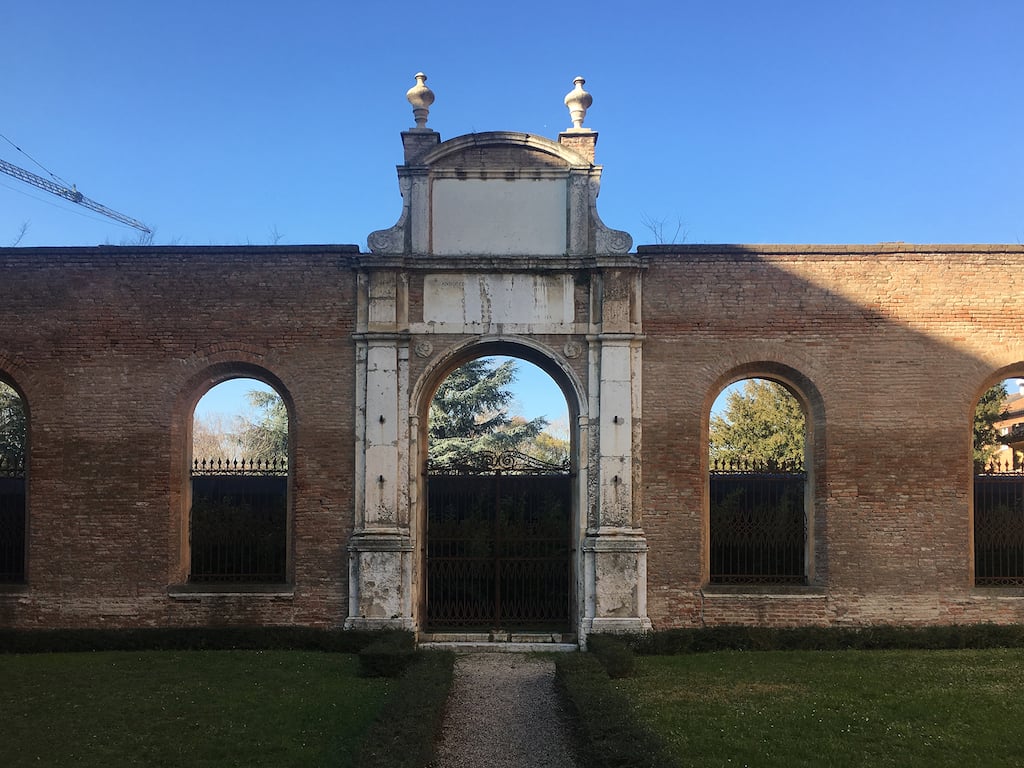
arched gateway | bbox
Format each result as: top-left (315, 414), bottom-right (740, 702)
top-left (422, 347), bottom-right (576, 633)
top-left (345, 76), bottom-right (652, 641)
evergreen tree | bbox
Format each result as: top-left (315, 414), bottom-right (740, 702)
top-left (709, 379), bottom-right (805, 469)
top-left (428, 358), bottom-right (547, 465)
top-left (974, 382), bottom-right (1008, 471)
top-left (0, 382), bottom-right (26, 467)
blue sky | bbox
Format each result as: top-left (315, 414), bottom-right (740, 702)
top-left (3, 1), bottom-right (1021, 248)
top-left (6, 2), bottom-right (1023, 422)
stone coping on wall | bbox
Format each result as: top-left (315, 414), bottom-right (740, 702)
top-left (700, 584), bottom-right (829, 597)
top-left (637, 243), bottom-right (1024, 258)
top-left (0, 244), bottom-right (362, 256)
top-left (167, 584), bottom-right (295, 599)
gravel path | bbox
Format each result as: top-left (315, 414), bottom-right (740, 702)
top-left (433, 653), bottom-right (580, 768)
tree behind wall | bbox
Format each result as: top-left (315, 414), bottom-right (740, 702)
top-left (709, 379), bottom-right (805, 468)
top-left (192, 389), bottom-right (288, 465)
top-left (236, 390), bottom-right (288, 464)
top-left (0, 382), bottom-right (25, 466)
top-left (975, 382), bottom-right (1008, 471)
top-left (428, 358), bottom-right (549, 466)
top-left (711, 378), bottom-right (1011, 472)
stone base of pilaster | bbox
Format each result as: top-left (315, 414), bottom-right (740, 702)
top-left (346, 528), bottom-right (413, 627)
top-left (582, 526), bottom-right (651, 639)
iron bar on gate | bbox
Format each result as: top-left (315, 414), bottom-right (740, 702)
top-left (189, 458), bottom-right (287, 583)
top-left (709, 458), bottom-right (806, 584)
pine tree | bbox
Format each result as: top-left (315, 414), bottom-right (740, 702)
top-left (428, 358), bottom-right (547, 466)
top-left (974, 383), bottom-right (1008, 471)
top-left (709, 379), bottom-right (805, 469)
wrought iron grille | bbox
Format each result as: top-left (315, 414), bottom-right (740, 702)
top-left (709, 461), bottom-right (806, 585)
top-left (189, 460), bottom-right (287, 583)
top-left (975, 471), bottom-right (1024, 586)
top-left (426, 450), bottom-right (571, 630)
top-left (0, 457), bottom-right (25, 583)
top-left (192, 457), bottom-right (288, 476)
top-left (426, 449), bottom-right (570, 476)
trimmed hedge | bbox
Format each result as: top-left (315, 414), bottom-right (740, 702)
top-left (0, 626), bottom-right (403, 654)
top-left (555, 652), bottom-right (677, 768)
top-left (586, 633), bottom-right (636, 678)
top-left (629, 623), bottom-right (1024, 656)
top-left (354, 650), bottom-right (455, 768)
top-left (358, 631), bottom-right (418, 678)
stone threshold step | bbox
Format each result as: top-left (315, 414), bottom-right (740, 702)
top-left (418, 631), bottom-right (578, 651)
top-left (419, 631), bottom-right (576, 643)
top-left (418, 641), bottom-right (579, 653)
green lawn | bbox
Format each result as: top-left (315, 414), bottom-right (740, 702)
top-left (617, 649), bottom-right (1024, 768)
top-left (0, 651), bottom-right (390, 768)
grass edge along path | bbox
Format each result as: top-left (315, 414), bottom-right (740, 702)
top-left (555, 652), bottom-right (680, 768)
top-left (354, 650), bottom-right (456, 768)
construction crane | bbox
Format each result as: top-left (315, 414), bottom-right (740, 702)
top-left (0, 156), bottom-right (150, 233)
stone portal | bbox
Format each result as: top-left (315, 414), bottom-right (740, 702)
top-left (346, 74), bottom-right (651, 639)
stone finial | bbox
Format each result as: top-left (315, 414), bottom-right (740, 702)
top-left (406, 72), bottom-right (435, 130)
top-left (563, 76), bottom-right (593, 130)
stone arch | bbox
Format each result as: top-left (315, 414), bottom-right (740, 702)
top-left (170, 360), bottom-right (295, 587)
top-left (410, 336), bottom-right (587, 634)
top-left (412, 336), bottom-right (586, 436)
top-left (705, 362), bottom-right (827, 586)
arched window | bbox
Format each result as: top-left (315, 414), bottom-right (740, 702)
top-left (708, 377), bottom-right (808, 585)
top-left (974, 377), bottom-right (1024, 586)
top-left (0, 379), bottom-right (26, 583)
top-left (189, 377), bottom-right (289, 584)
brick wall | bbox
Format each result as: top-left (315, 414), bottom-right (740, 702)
top-left (0, 246), bottom-right (359, 629)
top-left (5, 242), bottom-right (1024, 631)
top-left (641, 244), bottom-right (1024, 627)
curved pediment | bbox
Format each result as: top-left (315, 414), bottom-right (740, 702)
top-left (422, 132), bottom-right (591, 175)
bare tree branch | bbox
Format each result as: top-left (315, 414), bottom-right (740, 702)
top-left (8, 222), bottom-right (29, 247)
top-left (640, 212), bottom-right (687, 245)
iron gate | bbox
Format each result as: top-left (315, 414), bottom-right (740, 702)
top-left (426, 451), bottom-right (572, 630)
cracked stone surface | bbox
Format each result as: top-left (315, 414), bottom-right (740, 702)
top-left (434, 653), bottom-right (580, 768)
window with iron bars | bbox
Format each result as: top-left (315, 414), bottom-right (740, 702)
top-left (975, 461), bottom-right (1024, 587)
top-left (709, 459), bottom-right (807, 585)
top-left (189, 458), bottom-right (288, 584)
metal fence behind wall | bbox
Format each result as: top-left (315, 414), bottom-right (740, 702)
top-left (190, 459), bottom-right (287, 583)
top-left (709, 460), bottom-right (806, 584)
top-left (975, 470), bottom-right (1024, 586)
top-left (0, 457), bottom-right (25, 582)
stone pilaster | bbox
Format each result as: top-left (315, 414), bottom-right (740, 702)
top-left (582, 265), bottom-right (651, 637)
top-left (347, 269), bottom-right (414, 630)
